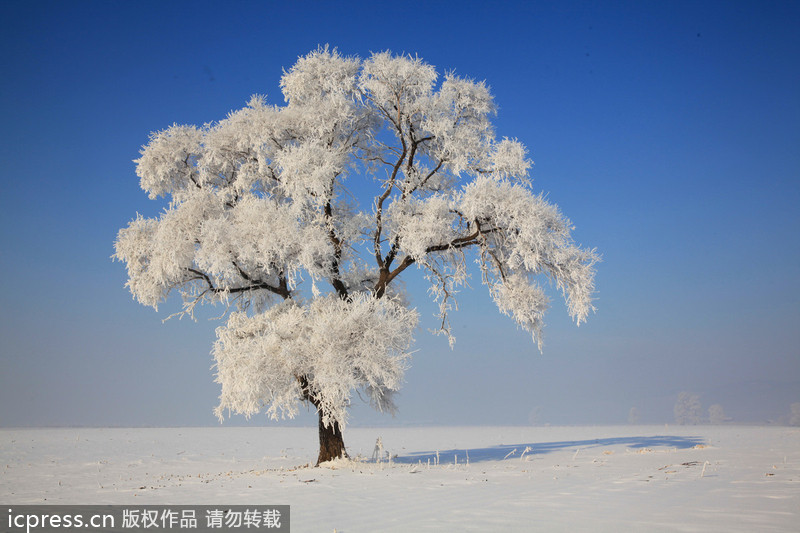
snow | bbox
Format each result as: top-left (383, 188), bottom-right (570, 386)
top-left (2, 425), bottom-right (798, 532)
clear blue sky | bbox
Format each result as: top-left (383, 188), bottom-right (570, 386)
top-left (1, 0), bottom-right (798, 427)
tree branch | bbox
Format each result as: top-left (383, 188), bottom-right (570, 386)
top-left (373, 144), bottom-right (407, 268)
top-left (324, 200), bottom-right (349, 299)
top-left (186, 267), bottom-right (290, 299)
top-left (373, 219), bottom-right (504, 298)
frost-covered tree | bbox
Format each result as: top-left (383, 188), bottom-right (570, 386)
top-left (114, 47), bottom-right (598, 464)
top-left (708, 403), bottom-right (727, 424)
top-left (674, 391), bottom-right (703, 425)
top-left (789, 403), bottom-right (800, 426)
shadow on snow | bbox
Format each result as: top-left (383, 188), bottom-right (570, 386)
top-left (392, 435), bottom-right (706, 465)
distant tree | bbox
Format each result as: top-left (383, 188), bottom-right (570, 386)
top-left (708, 403), bottom-right (726, 424)
top-left (628, 407), bottom-right (640, 424)
top-left (790, 403), bottom-right (800, 426)
top-left (674, 392), bottom-right (703, 425)
top-left (114, 47), bottom-right (598, 464)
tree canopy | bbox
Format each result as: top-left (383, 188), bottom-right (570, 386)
top-left (115, 47), bottom-right (598, 450)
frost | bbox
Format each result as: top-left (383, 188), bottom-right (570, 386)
top-left (213, 295), bottom-right (417, 430)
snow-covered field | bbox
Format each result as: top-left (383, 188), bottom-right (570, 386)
top-left (2, 425), bottom-right (798, 532)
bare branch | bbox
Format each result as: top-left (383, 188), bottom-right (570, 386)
top-left (373, 144), bottom-right (407, 268)
top-left (186, 267), bottom-right (291, 299)
top-left (324, 200), bottom-right (349, 299)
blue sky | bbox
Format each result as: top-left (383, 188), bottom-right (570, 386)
top-left (1, 0), bottom-right (798, 427)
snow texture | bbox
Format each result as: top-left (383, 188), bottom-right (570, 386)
top-left (2, 425), bottom-right (798, 532)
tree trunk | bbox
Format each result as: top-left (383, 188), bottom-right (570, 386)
top-left (316, 411), bottom-right (347, 465)
top-left (297, 374), bottom-right (348, 465)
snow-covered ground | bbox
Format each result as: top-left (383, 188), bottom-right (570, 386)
top-left (2, 425), bottom-right (798, 532)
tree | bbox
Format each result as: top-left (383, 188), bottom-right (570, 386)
top-left (708, 403), bottom-right (727, 424)
top-left (789, 403), bottom-right (800, 426)
top-left (114, 47), bottom-right (598, 465)
top-left (674, 391), bottom-right (703, 425)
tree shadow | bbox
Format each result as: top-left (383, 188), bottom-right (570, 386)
top-left (393, 435), bottom-right (706, 465)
